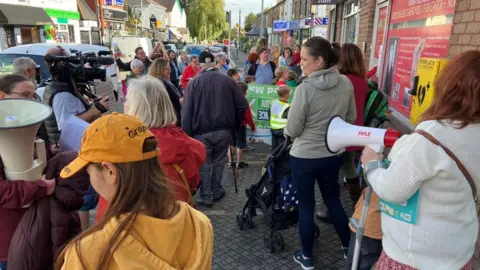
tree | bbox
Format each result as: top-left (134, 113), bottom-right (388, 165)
top-left (183, 0), bottom-right (227, 40)
top-left (244, 12), bottom-right (257, 33)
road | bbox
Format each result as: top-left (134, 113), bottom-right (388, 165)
top-left (230, 47), bottom-right (248, 70)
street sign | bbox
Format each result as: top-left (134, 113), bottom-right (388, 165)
top-left (312, 0), bottom-right (337, 4)
top-left (226, 11), bottom-right (231, 24)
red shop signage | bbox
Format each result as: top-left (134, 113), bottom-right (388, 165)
top-left (381, 0), bottom-right (456, 118)
top-left (390, 0), bottom-right (456, 25)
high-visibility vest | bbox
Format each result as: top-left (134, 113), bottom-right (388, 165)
top-left (270, 99), bottom-right (290, 130)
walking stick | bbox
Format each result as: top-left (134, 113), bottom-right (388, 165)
top-left (351, 146), bottom-right (385, 270)
top-left (228, 133), bottom-right (238, 193)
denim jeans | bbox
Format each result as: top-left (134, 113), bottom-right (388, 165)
top-left (344, 232), bottom-right (382, 270)
top-left (291, 155), bottom-right (350, 258)
top-left (0, 262), bottom-right (6, 270)
top-left (194, 130), bottom-right (230, 204)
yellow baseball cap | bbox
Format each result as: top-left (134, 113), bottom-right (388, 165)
top-left (60, 112), bottom-right (159, 178)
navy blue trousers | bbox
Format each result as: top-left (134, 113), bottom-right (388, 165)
top-left (291, 155), bottom-right (351, 258)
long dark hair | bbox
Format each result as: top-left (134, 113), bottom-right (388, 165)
top-left (54, 138), bottom-right (176, 270)
top-left (302, 37), bottom-right (341, 69)
top-left (338, 43), bottom-right (366, 77)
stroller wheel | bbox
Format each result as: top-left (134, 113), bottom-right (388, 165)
top-left (245, 213), bottom-right (254, 229)
top-left (314, 224), bottom-right (320, 239)
top-left (236, 214), bottom-right (245, 230)
top-left (264, 231), bottom-right (284, 253)
top-left (263, 232), bottom-right (274, 253)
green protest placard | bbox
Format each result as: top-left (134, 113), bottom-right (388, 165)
top-left (247, 84), bottom-right (296, 130)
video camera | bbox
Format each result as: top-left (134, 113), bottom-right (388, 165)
top-left (44, 49), bottom-right (114, 85)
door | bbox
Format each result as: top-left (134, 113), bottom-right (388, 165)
top-left (68, 25), bottom-right (75, 43)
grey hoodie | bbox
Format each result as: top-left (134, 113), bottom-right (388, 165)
top-left (285, 66), bottom-right (357, 159)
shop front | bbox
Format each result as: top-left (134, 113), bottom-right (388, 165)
top-left (44, 8), bottom-right (81, 44)
top-left (299, 18), bottom-right (312, 44)
top-left (273, 20), bottom-right (288, 47)
top-left (77, 0), bottom-right (101, 45)
top-left (288, 20), bottom-right (300, 44)
top-left (375, 0), bottom-right (456, 129)
top-left (311, 17), bottom-right (329, 39)
top-left (103, 7), bottom-right (128, 42)
top-left (0, 3), bottom-right (52, 49)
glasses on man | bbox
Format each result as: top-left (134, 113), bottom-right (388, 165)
top-left (10, 91), bottom-right (36, 100)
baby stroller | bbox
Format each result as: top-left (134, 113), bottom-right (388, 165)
top-left (236, 138), bottom-right (320, 253)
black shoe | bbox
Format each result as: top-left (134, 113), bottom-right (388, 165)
top-left (237, 162), bottom-right (249, 169)
top-left (316, 210), bottom-right (332, 224)
top-left (196, 200), bottom-right (213, 208)
top-left (214, 191), bottom-right (226, 202)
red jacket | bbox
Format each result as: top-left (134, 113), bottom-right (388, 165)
top-left (8, 152), bottom-right (89, 270)
top-left (96, 125), bottom-right (206, 223)
top-left (181, 65), bottom-right (200, 90)
top-left (276, 79), bottom-right (287, 86)
top-left (289, 53), bottom-right (301, 67)
top-left (0, 158), bottom-right (48, 262)
top-left (346, 73), bottom-right (369, 152)
top-left (242, 104), bottom-right (255, 130)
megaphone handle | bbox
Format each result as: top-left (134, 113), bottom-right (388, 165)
top-left (34, 139), bottom-right (47, 172)
top-left (367, 144), bottom-right (384, 153)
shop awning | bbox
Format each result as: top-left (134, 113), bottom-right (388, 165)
top-left (246, 28), bottom-right (260, 37)
top-left (169, 28), bottom-right (181, 39)
top-left (0, 3), bottom-right (52, 26)
top-left (77, 0), bottom-right (97, 21)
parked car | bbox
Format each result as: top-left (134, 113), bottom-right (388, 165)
top-left (213, 43), bottom-right (228, 54)
top-left (209, 46), bottom-right (223, 58)
top-left (182, 44), bottom-right (208, 56)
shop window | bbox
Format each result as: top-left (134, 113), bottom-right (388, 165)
top-left (80, 31), bottom-right (90, 44)
top-left (20, 27), bottom-right (40, 44)
top-left (57, 24), bottom-right (69, 42)
top-left (342, 0), bottom-right (360, 44)
top-left (4, 26), bottom-right (15, 48)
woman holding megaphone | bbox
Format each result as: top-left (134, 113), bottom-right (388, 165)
top-left (361, 51), bottom-right (480, 269)
top-left (285, 37), bottom-right (357, 269)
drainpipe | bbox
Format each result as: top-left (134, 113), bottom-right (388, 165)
top-left (332, 3), bottom-right (338, 42)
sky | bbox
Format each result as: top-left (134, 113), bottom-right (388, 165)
top-left (224, 0), bottom-right (276, 28)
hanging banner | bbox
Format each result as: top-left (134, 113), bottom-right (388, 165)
top-left (380, 0), bottom-right (456, 118)
top-left (246, 84), bottom-right (296, 145)
top-left (374, 7), bottom-right (388, 59)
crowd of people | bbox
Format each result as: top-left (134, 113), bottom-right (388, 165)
top-left (0, 35), bottom-right (479, 270)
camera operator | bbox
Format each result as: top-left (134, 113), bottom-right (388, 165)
top-left (42, 46), bottom-right (111, 145)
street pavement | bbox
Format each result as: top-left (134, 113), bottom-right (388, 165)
top-left (230, 47), bottom-right (248, 70)
top-left (201, 143), bottom-right (354, 270)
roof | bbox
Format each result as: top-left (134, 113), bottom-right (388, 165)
top-left (153, 0), bottom-right (175, 12)
top-left (128, 0), bottom-right (166, 8)
top-left (77, 0), bottom-right (97, 21)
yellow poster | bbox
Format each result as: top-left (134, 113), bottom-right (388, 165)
top-left (410, 58), bottom-right (447, 126)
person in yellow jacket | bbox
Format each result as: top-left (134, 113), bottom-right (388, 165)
top-left (54, 113), bottom-right (213, 270)
top-left (270, 85), bottom-right (291, 151)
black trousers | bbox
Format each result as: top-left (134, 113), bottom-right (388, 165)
top-left (271, 128), bottom-right (285, 152)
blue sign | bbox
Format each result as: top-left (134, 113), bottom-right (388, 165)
top-left (105, 0), bottom-right (112, 5)
top-left (321, 17), bottom-right (328, 25)
top-left (273, 20), bottom-right (288, 32)
top-left (115, 0), bottom-right (124, 6)
top-left (288, 21), bottom-right (299, 30)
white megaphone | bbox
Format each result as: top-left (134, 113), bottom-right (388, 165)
top-left (0, 99), bottom-right (52, 181)
top-left (325, 115), bottom-right (400, 154)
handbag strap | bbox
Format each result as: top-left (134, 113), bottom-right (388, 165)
top-left (415, 130), bottom-right (477, 201)
top-left (172, 164), bottom-right (194, 205)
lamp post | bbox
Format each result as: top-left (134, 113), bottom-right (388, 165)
top-left (260, 0), bottom-right (264, 37)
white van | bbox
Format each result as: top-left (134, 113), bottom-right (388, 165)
top-left (111, 36), bottom-right (153, 60)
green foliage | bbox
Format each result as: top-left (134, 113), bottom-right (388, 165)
top-left (244, 12), bottom-right (257, 33)
top-left (184, 0), bottom-right (227, 40)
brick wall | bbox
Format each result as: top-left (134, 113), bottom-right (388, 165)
top-left (449, 0), bottom-right (480, 56)
top-left (357, 0), bottom-right (376, 69)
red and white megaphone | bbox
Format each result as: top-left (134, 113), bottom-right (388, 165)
top-left (325, 115), bottom-right (400, 153)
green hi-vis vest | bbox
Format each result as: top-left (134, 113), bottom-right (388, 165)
top-left (270, 99), bottom-right (290, 130)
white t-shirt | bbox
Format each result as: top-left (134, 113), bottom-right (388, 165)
top-left (52, 92), bottom-right (86, 131)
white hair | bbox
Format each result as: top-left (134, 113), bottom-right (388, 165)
top-left (125, 75), bottom-right (177, 128)
top-left (215, 52), bottom-right (227, 63)
top-left (130, 59), bottom-right (144, 70)
top-left (13, 57), bottom-right (36, 74)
